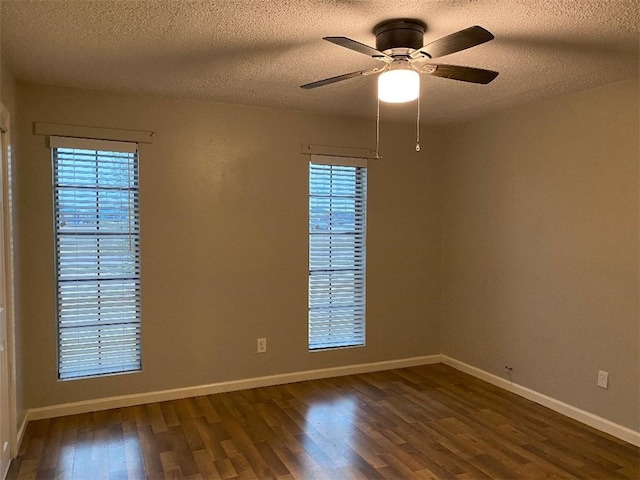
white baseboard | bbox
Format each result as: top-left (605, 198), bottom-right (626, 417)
top-left (26, 354), bottom-right (442, 422)
top-left (24, 354), bottom-right (638, 448)
top-left (15, 414), bottom-right (27, 455)
top-left (442, 355), bottom-right (640, 447)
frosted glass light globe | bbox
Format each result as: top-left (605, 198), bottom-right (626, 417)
top-left (377, 69), bottom-right (420, 103)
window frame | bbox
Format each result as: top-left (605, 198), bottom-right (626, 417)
top-left (51, 136), bottom-right (142, 380)
top-left (308, 154), bottom-right (367, 351)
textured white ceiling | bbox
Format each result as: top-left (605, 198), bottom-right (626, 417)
top-left (1, 0), bottom-right (638, 125)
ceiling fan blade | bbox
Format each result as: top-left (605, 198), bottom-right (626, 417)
top-left (324, 36), bottom-right (391, 61)
top-left (300, 67), bottom-right (383, 89)
top-left (411, 26), bottom-right (494, 59)
top-left (423, 64), bottom-right (499, 84)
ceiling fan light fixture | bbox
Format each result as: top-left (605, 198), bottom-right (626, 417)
top-left (377, 67), bottom-right (420, 103)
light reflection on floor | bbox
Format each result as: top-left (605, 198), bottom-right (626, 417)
top-left (299, 395), bottom-right (361, 469)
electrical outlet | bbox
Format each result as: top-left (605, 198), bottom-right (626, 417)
top-left (504, 365), bottom-right (513, 372)
top-left (257, 338), bottom-right (267, 353)
top-left (597, 370), bottom-right (608, 389)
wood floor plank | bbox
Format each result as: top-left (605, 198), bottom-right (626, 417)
top-left (191, 448), bottom-right (222, 480)
top-left (212, 457), bottom-right (237, 480)
top-left (14, 457), bottom-right (38, 479)
top-left (136, 424), bottom-right (164, 478)
top-left (146, 403), bottom-right (168, 435)
top-left (159, 450), bottom-right (182, 478)
top-left (227, 453), bottom-right (258, 479)
top-left (252, 441), bottom-right (290, 477)
top-left (193, 417), bottom-right (229, 463)
top-left (166, 426), bottom-right (200, 477)
top-left (262, 432), bottom-right (329, 480)
top-left (193, 397), bottom-right (222, 425)
top-left (160, 403), bottom-right (180, 429)
top-left (8, 364), bottom-right (640, 479)
top-left (220, 421), bottom-right (274, 479)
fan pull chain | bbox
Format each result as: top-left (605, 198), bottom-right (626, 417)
top-left (416, 94), bottom-right (421, 152)
top-left (375, 95), bottom-right (381, 159)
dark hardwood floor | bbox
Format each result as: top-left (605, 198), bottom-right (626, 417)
top-left (8, 364), bottom-right (640, 479)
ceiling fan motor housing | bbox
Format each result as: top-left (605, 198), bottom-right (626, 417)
top-left (374, 19), bottom-right (426, 53)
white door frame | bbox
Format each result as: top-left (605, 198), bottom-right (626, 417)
top-left (0, 102), bottom-right (18, 462)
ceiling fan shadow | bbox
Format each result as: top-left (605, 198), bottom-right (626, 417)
top-left (114, 38), bottom-right (316, 75)
top-left (497, 33), bottom-right (639, 59)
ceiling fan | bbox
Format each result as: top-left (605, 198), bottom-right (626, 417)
top-left (301, 19), bottom-right (499, 102)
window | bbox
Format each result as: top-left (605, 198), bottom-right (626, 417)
top-left (308, 156), bottom-right (367, 350)
top-left (51, 136), bottom-right (141, 380)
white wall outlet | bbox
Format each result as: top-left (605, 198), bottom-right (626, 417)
top-left (597, 370), bottom-right (609, 389)
top-left (257, 337), bottom-right (267, 353)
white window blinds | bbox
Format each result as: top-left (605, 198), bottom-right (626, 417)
top-left (51, 136), bottom-right (141, 380)
top-left (308, 155), bottom-right (367, 350)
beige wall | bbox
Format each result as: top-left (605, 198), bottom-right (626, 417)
top-left (16, 82), bottom-right (444, 408)
top-left (441, 79), bottom-right (640, 431)
top-left (1, 58), bottom-right (17, 112)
